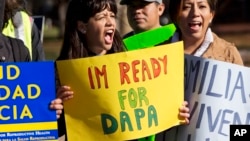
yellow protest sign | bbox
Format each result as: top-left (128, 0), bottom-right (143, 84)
top-left (56, 41), bottom-right (184, 141)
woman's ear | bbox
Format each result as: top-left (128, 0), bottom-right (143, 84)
top-left (210, 11), bottom-right (215, 23)
top-left (77, 21), bottom-right (87, 34)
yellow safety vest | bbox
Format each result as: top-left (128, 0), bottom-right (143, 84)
top-left (2, 11), bottom-right (33, 60)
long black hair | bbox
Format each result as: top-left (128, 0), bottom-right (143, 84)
top-left (57, 0), bottom-right (125, 60)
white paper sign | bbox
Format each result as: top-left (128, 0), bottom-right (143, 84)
top-left (177, 54), bottom-right (250, 141)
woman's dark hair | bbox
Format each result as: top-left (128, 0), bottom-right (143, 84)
top-left (57, 0), bottom-right (125, 60)
top-left (3, 0), bottom-right (31, 29)
top-left (169, 0), bottom-right (218, 24)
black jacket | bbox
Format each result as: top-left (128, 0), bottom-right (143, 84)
top-left (0, 33), bottom-right (30, 62)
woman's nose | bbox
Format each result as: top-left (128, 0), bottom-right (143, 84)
top-left (191, 5), bottom-right (200, 17)
top-left (106, 16), bottom-right (115, 26)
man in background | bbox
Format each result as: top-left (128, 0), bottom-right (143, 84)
top-left (120, 0), bottom-right (166, 38)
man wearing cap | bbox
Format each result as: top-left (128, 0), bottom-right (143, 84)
top-left (120, 0), bottom-right (165, 38)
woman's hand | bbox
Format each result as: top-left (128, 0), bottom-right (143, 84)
top-left (49, 85), bottom-right (73, 119)
top-left (50, 98), bottom-right (63, 119)
top-left (179, 101), bottom-right (190, 124)
top-left (57, 85), bottom-right (74, 102)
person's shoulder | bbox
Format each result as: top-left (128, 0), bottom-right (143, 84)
top-left (0, 33), bottom-right (10, 43)
top-left (122, 31), bottom-right (135, 39)
top-left (211, 32), bottom-right (243, 65)
top-left (7, 36), bottom-right (31, 62)
top-left (0, 34), bottom-right (12, 61)
top-left (212, 32), bottom-right (240, 54)
top-left (212, 32), bottom-right (235, 47)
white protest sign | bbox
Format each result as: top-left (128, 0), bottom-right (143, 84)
top-left (177, 54), bottom-right (250, 141)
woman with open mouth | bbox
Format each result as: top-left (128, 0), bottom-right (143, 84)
top-left (52, 0), bottom-right (125, 140)
top-left (169, 0), bottom-right (243, 65)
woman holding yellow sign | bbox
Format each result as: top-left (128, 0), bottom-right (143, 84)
top-left (55, 0), bottom-right (125, 140)
top-left (54, 0), bottom-right (190, 141)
